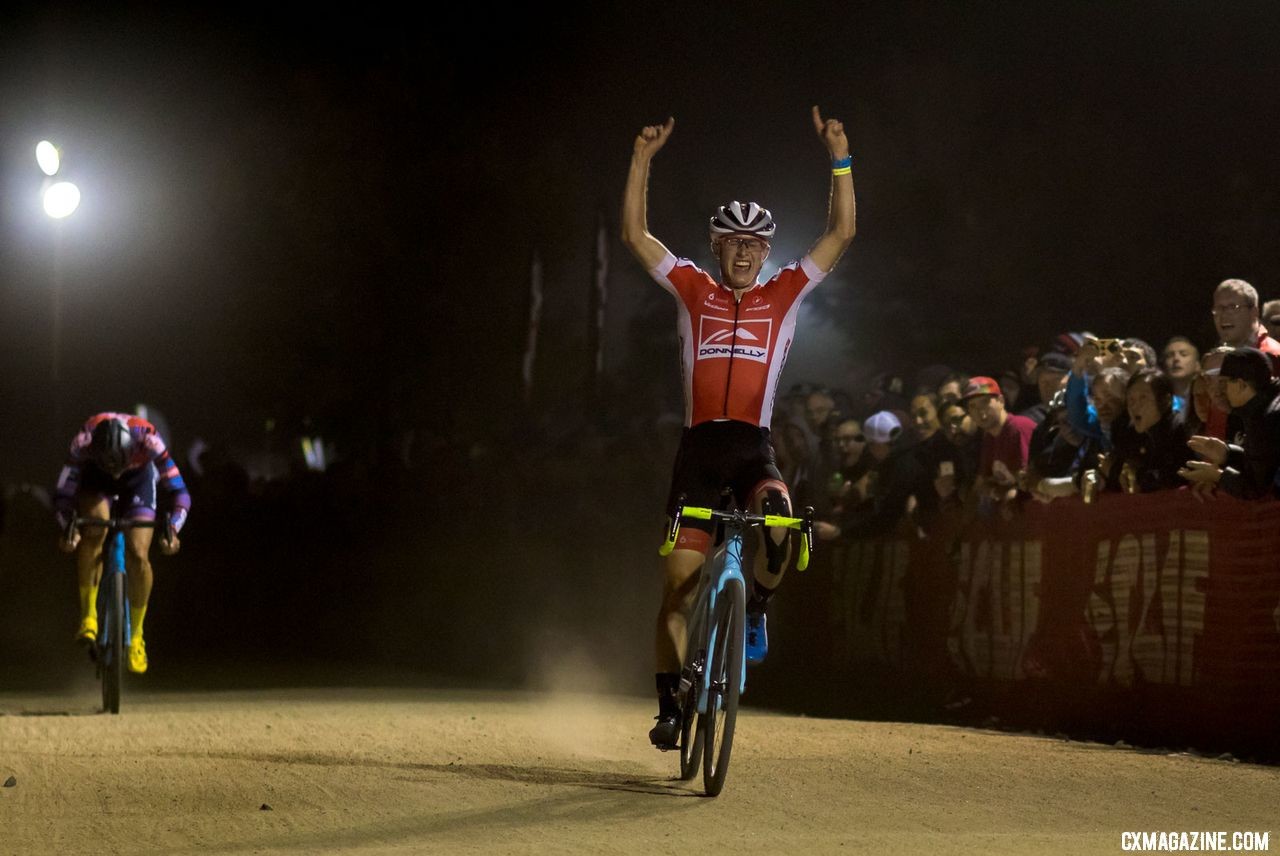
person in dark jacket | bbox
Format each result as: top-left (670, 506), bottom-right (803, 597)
top-left (1032, 368), bottom-right (1143, 500)
top-left (826, 418), bottom-right (872, 516)
top-left (1180, 347), bottom-right (1280, 498)
top-left (1026, 391), bottom-right (1083, 483)
top-left (1115, 368), bottom-right (1189, 492)
top-left (815, 411), bottom-right (927, 541)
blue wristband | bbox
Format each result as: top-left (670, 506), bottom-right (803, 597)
top-left (832, 156), bottom-right (852, 170)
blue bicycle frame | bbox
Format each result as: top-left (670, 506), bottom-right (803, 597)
top-left (687, 533), bottom-right (748, 714)
top-left (70, 513), bottom-right (165, 713)
top-left (98, 529), bottom-right (132, 661)
top-left (661, 498), bottom-right (811, 795)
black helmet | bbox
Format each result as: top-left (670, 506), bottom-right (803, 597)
top-left (89, 417), bottom-right (133, 476)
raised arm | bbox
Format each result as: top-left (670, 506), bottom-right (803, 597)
top-left (807, 106), bottom-right (857, 274)
top-left (621, 118), bottom-right (676, 271)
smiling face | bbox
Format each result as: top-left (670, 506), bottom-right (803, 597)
top-left (714, 235), bottom-right (770, 291)
top-left (1213, 285), bottom-right (1259, 347)
top-left (940, 403), bottom-right (975, 444)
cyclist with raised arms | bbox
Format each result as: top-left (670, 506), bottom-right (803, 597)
top-left (622, 106), bottom-right (856, 748)
top-left (55, 412), bottom-right (190, 674)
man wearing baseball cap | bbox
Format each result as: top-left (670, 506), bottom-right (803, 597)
top-left (1181, 346), bottom-right (1280, 498)
top-left (963, 376), bottom-right (1036, 507)
top-left (813, 411), bottom-right (927, 541)
top-left (1019, 353), bottom-right (1072, 424)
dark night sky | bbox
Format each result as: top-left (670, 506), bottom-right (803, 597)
top-left (3, 3), bottom-right (1280, 478)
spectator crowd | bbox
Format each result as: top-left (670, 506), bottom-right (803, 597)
top-left (772, 278), bottom-right (1280, 544)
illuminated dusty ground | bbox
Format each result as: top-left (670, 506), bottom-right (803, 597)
top-left (1, 687), bottom-right (1276, 854)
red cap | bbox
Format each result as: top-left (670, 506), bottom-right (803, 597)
top-left (961, 376), bottom-right (1002, 400)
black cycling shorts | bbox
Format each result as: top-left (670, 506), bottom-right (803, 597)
top-left (664, 420), bottom-right (788, 534)
top-left (78, 462), bottom-right (159, 520)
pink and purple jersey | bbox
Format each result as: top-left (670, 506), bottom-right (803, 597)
top-left (54, 412), bottom-right (191, 531)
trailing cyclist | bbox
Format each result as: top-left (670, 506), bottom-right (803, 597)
top-left (55, 412), bottom-right (190, 674)
top-left (621, 106), bottom-right (856, 748)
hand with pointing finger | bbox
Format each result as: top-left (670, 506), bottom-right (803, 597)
top-left (811, 105), bottom-right (849, 159)
top-left (633, 117), bottom-right (674, 161)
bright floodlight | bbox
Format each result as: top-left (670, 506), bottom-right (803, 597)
top-left (36, 141), bottom-right (60, 176)
top-left (43, 181), bottom-right (81, 218)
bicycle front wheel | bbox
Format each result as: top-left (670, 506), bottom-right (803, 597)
top-left (678, 658), bottom-right (704, 781)
top-left (101, 573), bottom-right (123, 715)
top-left (702, 576), bottom-right (744, 797)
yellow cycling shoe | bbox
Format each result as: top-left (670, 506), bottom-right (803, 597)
top-left (128, 638), bottom-right (148, 674)
top-left (76, 616), bottom-right (98, 645)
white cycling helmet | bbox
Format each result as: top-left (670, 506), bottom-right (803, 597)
top-left (709, 201), bottom-right (776, 240)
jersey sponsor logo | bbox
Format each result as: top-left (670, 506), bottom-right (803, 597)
top-left (697, 316), bottom-right (772, 363)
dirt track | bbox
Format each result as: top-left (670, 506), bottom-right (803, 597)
top-left (1, 687), bottom-right (1277, 855)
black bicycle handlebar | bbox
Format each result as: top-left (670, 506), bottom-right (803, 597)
top-left (65, 514), bottom-right (172, 543)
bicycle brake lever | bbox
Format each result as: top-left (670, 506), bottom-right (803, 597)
top-left (660, 497), bottom-right (685, 557)
top-left (803, 506), bottom-right (815, 563)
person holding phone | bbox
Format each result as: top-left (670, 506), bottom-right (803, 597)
top-left (962, 377), bottom-right (1036, 512)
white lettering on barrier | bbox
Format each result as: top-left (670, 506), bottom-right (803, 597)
top-left (1089, 530), bottom-right (1207, 687)
top-left (948, 540), bottom-right (1041, 678)
top-left (836, 526), bottom-right (1206, 686)
top-left (835, 540), bottom-right (908, 667)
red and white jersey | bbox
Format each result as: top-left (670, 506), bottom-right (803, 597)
top-left (650, 252), bottom-right (827, 428)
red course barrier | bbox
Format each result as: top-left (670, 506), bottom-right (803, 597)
top-left (824, 491), bottom-right (1280, 747)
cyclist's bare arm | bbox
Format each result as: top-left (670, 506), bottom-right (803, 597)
top-left (621, 117), bottom-right (676, 271)
top-left (807, 105), bottom-right (857, 273)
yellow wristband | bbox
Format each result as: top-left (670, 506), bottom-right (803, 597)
top-left (832, 166), bottom-right (851, 176)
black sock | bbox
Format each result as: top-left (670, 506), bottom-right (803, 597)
top-left (749, 581), bottom-right (775, 614)
top-left (655, 672), bottom-right (680, 717)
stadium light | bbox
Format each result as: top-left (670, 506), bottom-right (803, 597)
top-left (43, 181), bottom-right (81, 219)
top-left (36, 140), bottom-right (60, 176)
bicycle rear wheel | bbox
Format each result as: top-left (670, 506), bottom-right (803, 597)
top-left (678, 656), bottom-right (704, 781)
top-left (702, 576), bottom-right (744, 796)
top-left (101, 573), bottom-right (123, 715)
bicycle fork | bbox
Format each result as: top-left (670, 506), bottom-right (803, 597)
top-left (96, 532), bottom-right (132, 664)
top-left (683, 534), bottom-right (749, 715)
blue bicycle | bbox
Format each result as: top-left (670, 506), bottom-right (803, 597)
top-left (66, 514), bottom-right (164, 714)
top-left (660, 497), bottom-right (813, 796)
